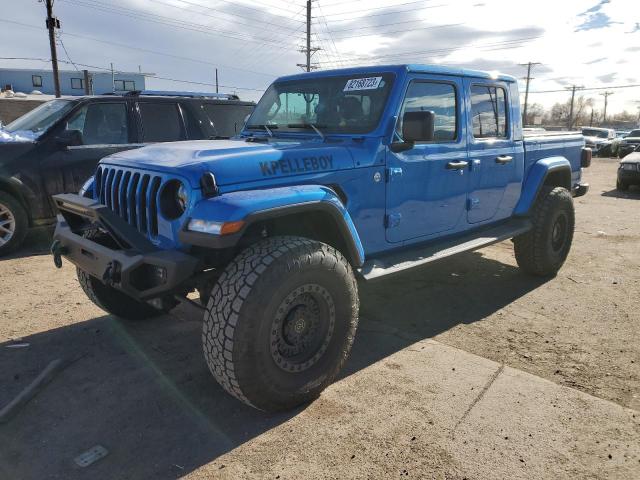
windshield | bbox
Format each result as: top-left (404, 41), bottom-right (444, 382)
top-left (4, 99), bottom-right (76, 137)
top-left (246, 73), bottom-right (395, 135)
top-left (627, 130), bottom-right (640, 137)
top-left (581, 128), bottom-right (609, 138)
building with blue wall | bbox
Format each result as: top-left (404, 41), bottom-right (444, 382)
top-left (0, 68), bottom-right (146, 96)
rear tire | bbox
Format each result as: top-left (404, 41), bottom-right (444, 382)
top-left (514, 186), bottom-right (574, 277)
top-left (202, 236), bottom-right (359, 412)
top-left (77, 268), bottom-right (169, 320)
top-left (0, 191), bottom-right (28, 257)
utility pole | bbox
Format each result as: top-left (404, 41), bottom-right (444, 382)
top-left (600, 91), bottom-right (614, 125)
top-left (520, 62), bottom-right (541, 126)
top-left (566, 85), bottom-right (583, 130)
top-left (83, 69), bottom-right (90, 95)
top-left (45, 0), bottom-right (61, 97)
top-left (215, 68), bottom-right (219, 94)
top-left (297, 0), bottom-right (320, 72)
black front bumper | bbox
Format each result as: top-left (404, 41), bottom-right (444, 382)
top-left (52, 194), bottom-right (199, 301)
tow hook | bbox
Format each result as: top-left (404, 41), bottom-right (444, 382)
top-left (102, 261), bottom-right (122, 286)
top-left (50, 240), bottom-right (67, 269)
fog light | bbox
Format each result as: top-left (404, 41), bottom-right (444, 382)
top-left (188, 219), bottom-right (244, 235)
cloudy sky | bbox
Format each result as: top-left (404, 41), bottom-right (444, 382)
top-left (1, 0), bottom-right (639, 115)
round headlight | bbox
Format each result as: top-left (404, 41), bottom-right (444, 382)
top-left (160, 180), bottom-right (188, 220)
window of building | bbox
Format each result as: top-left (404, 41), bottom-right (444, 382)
top-left (470, 85), bottom-right (508, 139)
top-left (138, 103), bottom-right (185, 142)
top-left (71, 78), bottom-right (84, 90)
top-left (114, 80), bottom-right (136, 92)
top-left (396, 81), bottom-right (457, 142)
top-left (32, 75), bottom-right (43, 88)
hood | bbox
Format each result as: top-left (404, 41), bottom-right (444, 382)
top-left (622, 136), bottom-right (640, 143)
top-left (621, 151), bottom-right (640, 163)
top-left (101, 139), bottom-right (355, 188)
top-left (0, 141), bottom-right (36, 172)
top-left (583, 136), bottom-right (609, 144)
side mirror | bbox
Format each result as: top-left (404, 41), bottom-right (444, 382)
top-left (55, 129), bottom-right (83, 148)
top-left (390, 111), bottom-right (436, 153)
top-left (403, 110), bottom-right (435, 143)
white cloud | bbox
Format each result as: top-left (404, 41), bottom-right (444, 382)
top-left (0, 0), bottom-right (638, 113)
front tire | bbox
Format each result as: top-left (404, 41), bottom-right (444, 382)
top-left (514, 186), bottom-right (575, 277)
top-left (0, 191), bottom-right (28, 257)
top-left (202, 236), bottom-right (359, 412)
top-left (616, 178), bottom-right (628, 191)
top-left (77, 268), bottom-right (169, 320)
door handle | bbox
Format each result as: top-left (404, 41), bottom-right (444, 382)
top-left (446, 160), bottom-right (469, 170)
top-left (495, 155), bottom-right (513, 164)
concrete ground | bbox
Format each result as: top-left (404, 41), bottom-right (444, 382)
top-left (0, 158), bottom-right (638, 479)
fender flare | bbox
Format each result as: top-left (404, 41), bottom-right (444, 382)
top-left (180, 185), bottom-right (365, 267)
top-left (513, 157), bottom-right (572, 216)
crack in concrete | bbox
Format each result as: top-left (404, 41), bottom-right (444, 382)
top-left (452, 364), bottom-right (505, 437)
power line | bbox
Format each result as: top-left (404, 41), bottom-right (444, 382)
top-left (0, 19), bottom-right (286, 79)
top-left (141, 0), bottom-right (304, 33)
top-left (313, 35), bottom-right (544, 65)
top-left (61, 0), bottom-right (298, 48)
top-left (529, 84), bottom-right (640, 93)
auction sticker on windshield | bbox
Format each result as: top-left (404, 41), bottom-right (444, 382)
top-left (344, 77), bottom-right (382, 92)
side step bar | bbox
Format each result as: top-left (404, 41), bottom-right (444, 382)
top-left (358, 218), bottom-right (532, 280)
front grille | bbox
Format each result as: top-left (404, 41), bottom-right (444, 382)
top-left (95, 166), bottom-right (163, 237)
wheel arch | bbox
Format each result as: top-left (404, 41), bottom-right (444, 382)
top-left (514, 157), bottom-right (572, 216)
top-left (182, 185), bottom-right (365, 267)
top-left (0, 176), bottom-right (36, 225)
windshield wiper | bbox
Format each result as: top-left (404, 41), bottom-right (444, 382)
top-left (246, 124), bottom-right (277, 137)
top-left (287, 123), bottom-right (326, 141)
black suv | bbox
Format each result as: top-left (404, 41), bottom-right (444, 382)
top-left (0, 92), bottom-right (255, 255)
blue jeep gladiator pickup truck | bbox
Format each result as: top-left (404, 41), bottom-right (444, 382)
top-left (51, 64), bottom-right (591, 411)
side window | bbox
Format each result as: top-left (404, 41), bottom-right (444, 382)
top-left (138, 103), bottom-right (185, 143)
top-left (203, 104), bottom-right (254, 138)
top-left (66, 103), bottom-right (129, 145)
top-left (397, 81), bottom-right (457, 142)
top-left (470, 85), bottom-right (508, 139)
top-left (71, 78), bottom-right (84, 90)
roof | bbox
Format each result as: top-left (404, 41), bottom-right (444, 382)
top-left (275, 64), bottom-right (517, 83)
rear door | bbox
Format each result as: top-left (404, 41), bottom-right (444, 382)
top-left (43, 99), bottom-right (138, 194)
top-left (135, 101), bottom-right (187, 144)
top-left (465, 80), bottom-right (520, 224)
top-left (386, 75), bottom-right (469, 243)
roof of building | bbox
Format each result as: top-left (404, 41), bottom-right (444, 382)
top-left (0, 67), bottom-right (149, 75)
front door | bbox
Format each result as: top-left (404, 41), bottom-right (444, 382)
top-left (43, 101), bottom-right (139, 195)
top-left (465, 80), bottom-right (519, 224)
top-left (386, 76), bottom-right (468, 243)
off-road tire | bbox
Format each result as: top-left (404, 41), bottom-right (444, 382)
top-left (202, 236), bottom-right (359, 411)
top-left (514, 186), bottom-right (574, 277)
top-left (616, 178), bottom-right (628, 191)
top-left (0, 191), bottom-right (28, 257)
top-left (77, 268), bottom-right (168, 320)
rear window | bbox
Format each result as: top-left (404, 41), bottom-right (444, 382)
top-left (202, 103), bottom-right (254, 138)
top-left (138, 103), bottom-right (185, 143)
top-left (470, 85), bottom-right (508, 139)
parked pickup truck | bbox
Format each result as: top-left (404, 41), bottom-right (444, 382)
top-left (51, 64), bottom-right (591, 411)
top-left (0, 91), bottom-right (254, 256)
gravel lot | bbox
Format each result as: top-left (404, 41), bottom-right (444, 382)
top-left (0, 158), bottom-right (638, 479)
